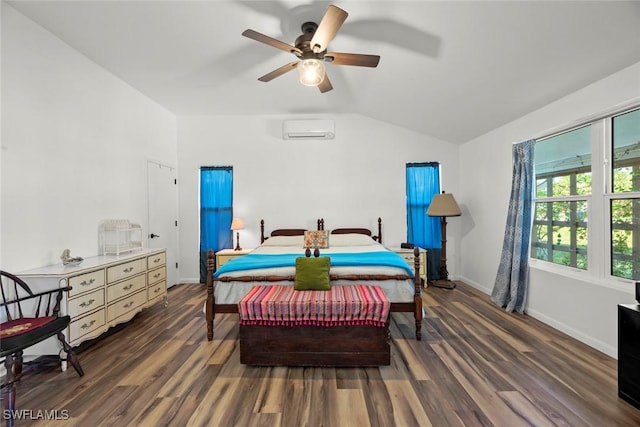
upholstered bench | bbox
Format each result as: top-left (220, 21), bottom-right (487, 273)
top-left (238, 284), bottom-right (391, 366)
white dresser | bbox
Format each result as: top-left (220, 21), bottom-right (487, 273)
top-left (17, 248), bottom-right (167, 360)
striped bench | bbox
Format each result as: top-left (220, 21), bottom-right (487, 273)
top-left (238, 285), bottom-right (391, 366)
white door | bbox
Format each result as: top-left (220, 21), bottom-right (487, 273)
top-left (147, 160), bottom-right (178, 288)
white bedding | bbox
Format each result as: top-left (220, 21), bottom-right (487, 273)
top-left (213, 234), bottom-right (417, 304)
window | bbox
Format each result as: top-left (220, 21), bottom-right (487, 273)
top-left (406, 162), bottom-right (441, 280)
top-left (199, 166), bottom-right (233, 283)
top-left (532, 126), bottom-right (591, 270)
top-left (611, 108), bottom-right (640, 280)
top-left (532, 106), bottom-right (640, 282)
top-left (406, 162), bottom-right (441, 249)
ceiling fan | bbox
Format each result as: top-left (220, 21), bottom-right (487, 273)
top-left (242, 4), bottom-right (380, 93)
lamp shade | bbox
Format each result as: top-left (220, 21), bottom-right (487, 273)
top-left (298, 58), bottom-right (325, 87)
top-left (230, 218), bottom-right (244, 231)
top-left (427, 192), bottom-right (461, 217)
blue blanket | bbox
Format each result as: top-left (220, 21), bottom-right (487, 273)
top-left (214, 251), bottom-right (415, 278)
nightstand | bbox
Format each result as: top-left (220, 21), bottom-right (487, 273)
top-left (390, 247), bottom-right (427, 287)
top-left (215, 248), bottom-right (253, 271)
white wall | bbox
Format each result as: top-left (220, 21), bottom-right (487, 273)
top-left (459, 61), bottom-right (640, 357)
top-left (177, 114), bottom-right (459, 282)
top-left (0, 4), bottom-right (178, 272)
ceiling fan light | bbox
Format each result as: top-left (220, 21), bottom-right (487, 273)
top-left (298, 58), bottom-right (325, 87)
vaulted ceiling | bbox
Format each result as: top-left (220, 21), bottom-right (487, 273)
top-left (6, 1), bottom-right (640, 144)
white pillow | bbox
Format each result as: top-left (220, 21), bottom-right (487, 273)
top-left (329, 233), bottom-right (376, 247)
top-left (261, 235), bottom-right (305, 247)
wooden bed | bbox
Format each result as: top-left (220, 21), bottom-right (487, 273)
top-left (205, 218), bottom-right (423, 341)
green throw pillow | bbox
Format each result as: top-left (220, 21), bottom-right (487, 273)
top-left (294, 256), bottom-right (331, 291)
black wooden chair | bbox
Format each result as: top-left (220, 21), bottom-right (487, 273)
top-left (1, 270), bottom-right (84, 427)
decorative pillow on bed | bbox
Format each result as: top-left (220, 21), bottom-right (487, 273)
top-left (303, 230), bottom-right (330, 249)
top-left (294, 256), bottom-right (331, 290)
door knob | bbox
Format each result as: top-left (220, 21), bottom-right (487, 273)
top-left (150, 233), bottom-right (160, 238)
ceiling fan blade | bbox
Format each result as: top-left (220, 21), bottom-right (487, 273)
top-left (325, 52), bottom-right (380, 68)
top-left (242, 29), bottom-right (302, 56)
top-left (310, 5), bottom-right (348, 53)
top-left (318, 74), bottom-right (333, 93)
top-left (257, 61), bottom-right (299, 82)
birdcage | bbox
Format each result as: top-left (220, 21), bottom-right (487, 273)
top-left (99, 219), bottom-right (143, 255)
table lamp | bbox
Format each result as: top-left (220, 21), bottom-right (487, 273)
top-left (231, 218), bottom-right (244, 251)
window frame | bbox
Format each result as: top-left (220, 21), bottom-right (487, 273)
top-left (530, 103), bottom-right (640, 286)
top-left (606, 108), bottom-right (640, 282)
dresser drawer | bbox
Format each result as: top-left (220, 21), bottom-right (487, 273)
top-left (217, 254), bottom-right (233, 268)
top-left (398, 253), bottom-right (413, 264)
top-left (107, 258), bottom-right (147, 283)
top-left (396, 250), bottom-right (425, 263)
top-left (107, 289), bottom-right (146, 322)
top-left (147, 252), bottom-right (166, 269)
top-left (147, 266), bottom-right (166, 285)
top-left (106, 273), bottom-right (146, 303)
top-left (69, 309), bottom-right (105, 343)
top-left (392, 249), bottom-right (427, 283)
top-left (68, 269), bottom-right (105, 298)
top-left (148, 281), bottom-right (166, 302)
top-left (215, 248), bottom-right (252, 270)
top-left (68, 289), bottom-right (105, 318)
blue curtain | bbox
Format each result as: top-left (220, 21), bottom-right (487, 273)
top-left (199, 166), bottom-right (233, 284)
top-left (406, 162), bottom-right (442, 280)
top-left (491, 139), bottom-right (535, 313)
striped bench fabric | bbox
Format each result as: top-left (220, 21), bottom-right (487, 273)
top-left (238, 285), bottom-right (390, 327)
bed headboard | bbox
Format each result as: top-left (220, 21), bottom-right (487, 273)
top-left (259, 219), bottom-right (325, 244)
top-left (329, 217), bottom-right (383, 244)
top-left (331, 228), bottom-right (372, 236)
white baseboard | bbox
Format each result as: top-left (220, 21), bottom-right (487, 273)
top-left (525, 308), bottom-right (617, 358)
top-left (458, 275), bottom-right (617, 358)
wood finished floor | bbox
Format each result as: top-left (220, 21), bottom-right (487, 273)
top-left (5, 282), bottom-right (640, 427)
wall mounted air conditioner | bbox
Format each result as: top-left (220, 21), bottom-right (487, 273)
top-left (282, 119), bottom-right (335, 140)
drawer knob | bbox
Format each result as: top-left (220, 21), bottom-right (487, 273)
top-left (153, 273), bottom-right (161, 279)
top-left (80, 278), bottom-right (95, 286)
top-left (153, 257), bottom-right (161, 263)
top-left (79, 299), bottom-right (95, 308)
top-left (124, 301), bottom-right (134, 308)
top-left (123, 284), bottom-right (134, 290)
top-left (123, 267), bottom-right (134, 273)
top-left (81, 320), bottom-right (96, 329)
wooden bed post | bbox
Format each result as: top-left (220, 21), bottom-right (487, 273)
top-left (413, 247), bottom-right (423, 340)
top-left (377, 217), bottom-right (383, 245)
top-left (260, 219), bottom-right (265, 244)
top-left (317, 218), bottom-right (324, 230)
top-left (206, 249), bottom-right (215, 341)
